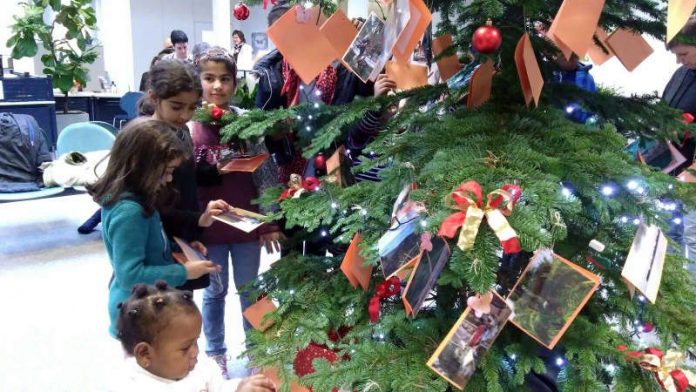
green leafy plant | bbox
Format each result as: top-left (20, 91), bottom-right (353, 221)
top-left (7, 0), bottom-right (99, 112)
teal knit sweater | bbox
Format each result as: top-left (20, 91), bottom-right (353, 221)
top-left (102, 198), bottom-right (187, 337)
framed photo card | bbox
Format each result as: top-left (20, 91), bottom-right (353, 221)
top-left (507, 249), bottom-right (601, 349)
top-left (427, 292), bottom-right (512, 390)
top-left (621, 223), bottom-right (667, 303)
top-left (378, 185), bottom-right (423, 278)
top-left (402, 236), bottom-right (450, 317)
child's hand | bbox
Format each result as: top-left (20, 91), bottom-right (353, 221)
top-left (374, 74), bottom-right (396, 97)
top-left (236, 374), bottom-right (276, 392)
top-left (189, 241), bottom-right (207, 256)
top-left (184, 260), bottom-right (221, 279)
top-left (199, 199), bottom-right (231, 227)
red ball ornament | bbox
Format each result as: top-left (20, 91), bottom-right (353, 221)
top-left (233, 1), bottom-right (250, 21)
top-left (314, 153), bottom-right (327, 172)
top-left (472, 19), bottom-right (502, 54)
top-left (302, 176), bottom-right (320, 192)
top-left (210, 105), bottom-right (224, 120)
top-left (642, 322), bottom-right (654, 333)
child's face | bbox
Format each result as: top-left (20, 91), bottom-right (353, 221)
top-left (147, 311), bottom-right (201, 380)
top-left (160, 158), bottom-right (182, 186)
top-left (200, 61), bottom-right (236, 108)
top-left (151, 90), bottom-right (199, 129)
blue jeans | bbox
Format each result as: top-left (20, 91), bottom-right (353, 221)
top-left (202, 241), bottom-right (260, 356)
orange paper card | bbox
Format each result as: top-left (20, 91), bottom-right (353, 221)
top-left (507, 250), bottom-right (600, 349)
top-left (586, 27), bottom-right (614, 65)
top-left (340, 233), bottom-right (373, 291)
top-left (262, 368), bottom-right (310, 392)
top-left (514, 33), bottom-right (544, 107)
top-left (267, 6), bottom-right (337, 84)
top-left (547, 0), bottom-right (606, 59)
top-left (467, 58), bottom-right (494, 109)
top-left (668, 0), bottom-right (696, 43)
top-left (677, 162), bottom-right (696, 182)
top-left (385, 60), bottom-right (428, 90)
top-left (320, 10), bottom-right (358, 61)
top-left (392, 0), bottom-right (432, 64)
top-left (242, 297), bottom-right (277, 331)
top-left (431, 34), bottom-right (461, 82)
top-left (604, 28), bottom-right (654, 72)
top-left (221, 154), bottom-right (270, 173)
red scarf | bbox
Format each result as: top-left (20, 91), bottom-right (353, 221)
top-left (281, 60), bottom-right (337, 107)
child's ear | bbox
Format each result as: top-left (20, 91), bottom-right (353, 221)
top-left (133, 342), bottom-right (153, 368)
top-left (148, 90), bottom-right (159, 104)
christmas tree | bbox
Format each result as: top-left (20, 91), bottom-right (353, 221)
top-left (221, 0), bottom-right (696, 390)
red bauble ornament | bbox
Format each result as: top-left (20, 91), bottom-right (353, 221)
top-left (210, 106), bottom-right (224, 120)
top-left (302, 176), bottom-right (320, 191)
top-left (314, 153), bottom-right (327, 172)
top-left (642, 322), bottom-right (654, 333)
top-left (233, 2), bottom-right (250, 20)
top-left (472, 19), bottom-right (502, 54)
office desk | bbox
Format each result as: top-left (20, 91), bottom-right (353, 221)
top-left (54, 92), bottom-right (126, 124)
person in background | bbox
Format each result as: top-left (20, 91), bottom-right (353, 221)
top-left (664, 16), bottom-right (696, 281)
top-left (164, 30), bottom-right (192, 62)
top-left (110, 281), bottom-right (276, 391)
top-left (232, 30), bottom-right (253, 73)
top-left (193, 42), bottom-right (211, 62)
top-left (138, 48), bottom-right (174, 93)
top-left (192, 46), bottom-right (282, 378)
top-left (88, 119), bottom-right (220, 337)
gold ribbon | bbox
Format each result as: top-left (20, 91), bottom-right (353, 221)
top-left (638, 349), bottom-right (696, 392)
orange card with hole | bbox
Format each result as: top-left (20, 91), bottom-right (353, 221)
top-left (267, 6), bottom-right (337, 84)
top-left (431, 34), bottom-right (461, 82)
top-left (385, 60), bottom-right (428, 90)
top-left (262, 368), bottom-right (310, 392)
top-left (391, 0), bottom-right (432, 64)
top-left (514, 33), bottom-right (544, 107)
top-left (547, 0), bottom-right (606, 59)
top-left (243, 296), bottom-right (277, 331)
top-left (340, 233), bottom-right (373, 291)
top-left (604, 28), bottom-right (654, 72)
top-left (220, 154), bottom-right (270, 173)
top-left (320, 10), bottom-right (358, 61)
top-left (668, 0), bottom-right (696, 43)
top-left (467, 58), bottom-right (494, 109)
top-left (586, 27), bottom-right (614, 65)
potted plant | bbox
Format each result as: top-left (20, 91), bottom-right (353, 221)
top-left (7, 0), bottom-right (99, 127)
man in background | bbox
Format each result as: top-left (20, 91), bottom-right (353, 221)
top-left (164, 29), bottom-right (192, 62)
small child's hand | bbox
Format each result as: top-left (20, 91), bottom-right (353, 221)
top-left (236, 374), bottom-right (276, 392)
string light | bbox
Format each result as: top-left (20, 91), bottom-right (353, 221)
top-left (669, 184), bottom-right (674, 190)
top-left (509, 354), bottom-right (517, 361)
top-left (636, 187), bottom-right (645, 195)
top-left (626, 180), bottom-right (639, 190)
top-left (601, 185), bottom-right (615, 197)
top-left (297, 115), bottom-right (302, 120)
top-left (674, 217), bottom-right (683, 225)
top-left (565, 106), bottom-right (575, 114)
top-left (360, 208), bottom-right (368, 216)
top-left (620, 216), bottom-right (629, 223)
top-left (313, 103), bottom-right (320, 108)
top-left (306, 126), bottom-right (311, 131)
top-left (320, 230), bottom-right (328, 237)
top-left (331, 202), bottom-right (338, 209)
top-left (420, 220), bottom-right (428, 227)
top-left (308, 115), bottom-right (313, 120)
top-left (289, 289), bottom-right (295, 295)
top-left (555, 357), bottom-right (565, 367)
top-left (561, 187), bottom-right (573, 198)
top-left (604, 363), bottom-right (616, 374)
top-left (315, 90), bottom-right (322, 97)
top-left (633, 218), bottom-right (641, 225)
top-left (637, 295), bottom-right (646, 303)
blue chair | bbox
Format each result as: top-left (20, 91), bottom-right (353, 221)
top-left (112, 91), bottom-right (144, 129)
top-left (57, 122), bottom-right (116, 156)
top-left (0, 122), bottom-right (116, 203)
top-left (90, 121), bottom-right (119, 136)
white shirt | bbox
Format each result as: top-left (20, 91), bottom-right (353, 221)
top-left (108, 357), bottom-right (241, 392)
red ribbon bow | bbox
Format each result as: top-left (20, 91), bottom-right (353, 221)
top-left (619, 346), bottom-right (695, 392)
top-left (437, 181), bottom-right (522, 254)
top-left (368, 277), bottom-right (401, 322)
top-left (279, 174), bottom-right (320, 201)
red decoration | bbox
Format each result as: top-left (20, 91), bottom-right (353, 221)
top-left (368, 276), bottom-right (401, 322)
top-left (314, 153), bottom-right (327, 172)
top-left (472, 19), bottom-right (502, 54)
top-left (302, 176), bottom-right (320, 192)
top-left (210, 105), bottom-right (224, 120)
top-left (263, 0), bottom-right (277, 10)
top-left (293, 342), bottom-right (340, 392)
top-left (683, 113), bottom-right (695, 124)
top-left (643, 322), bottom-right (655, 333)
top-left (233, 1), bottom-right (250, 21)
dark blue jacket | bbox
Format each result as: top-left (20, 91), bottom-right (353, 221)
top-left (554, 63), bottom-right (596, 124)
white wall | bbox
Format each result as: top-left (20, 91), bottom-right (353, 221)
top-left (590, 35), bottom-right (680, 96)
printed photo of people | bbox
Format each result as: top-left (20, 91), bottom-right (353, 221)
top-left (427, 293), bottom-right (512, 390)
top-left (378, 185), bottom-right (423, 277)
top-left (343, 13), bottom-right (385, 82)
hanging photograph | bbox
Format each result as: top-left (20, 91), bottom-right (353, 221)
top-left (343, 12), bottom-right (386, 83)
top-left (427, 292), bottom-right (512, 390)
top-left (507, 249), bottom-right (600, 349)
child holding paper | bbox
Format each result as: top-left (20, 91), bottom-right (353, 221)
top-left (191, 46), bottom-right (281, 377)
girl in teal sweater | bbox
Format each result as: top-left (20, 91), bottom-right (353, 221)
top-left (89, 119), bottom-right (220, 336)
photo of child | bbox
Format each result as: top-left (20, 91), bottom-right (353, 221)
top-left (343, 13), bottom-right (386, 82)
top-left (427, 293), bottom-right (512, 390)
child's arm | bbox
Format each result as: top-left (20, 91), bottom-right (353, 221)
top-left (107, 201), bottom-right (188, 289)
top-left (234, 374), bottom-right (276, 392)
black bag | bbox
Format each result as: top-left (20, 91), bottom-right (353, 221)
top-left (0, 112), bottom-right (52, 192)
